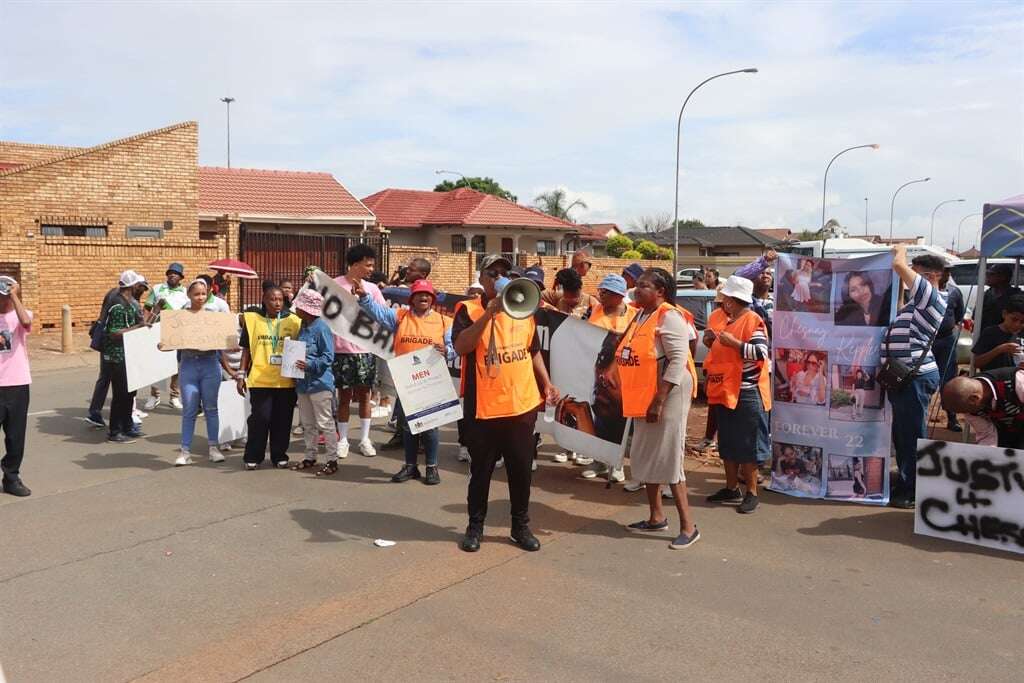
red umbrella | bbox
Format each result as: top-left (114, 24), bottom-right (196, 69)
top-left (208, 258), bottom-right (258, 279)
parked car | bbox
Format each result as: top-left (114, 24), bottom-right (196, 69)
top-left (676, 267), bottom-right (703, 287)
top-left (674, 289), bottom-right (718, 388)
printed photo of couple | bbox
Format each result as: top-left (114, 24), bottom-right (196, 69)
top-left (774, 348), bottom-right (828, 406)
top-left (770, 442), bottom-right (823, 496)
top-left (776, 257), bottom-right (833, 314)
top-left (832, 270), bottom-right (893, 327)
top-left (826, 454), bottom-right (885, 501)
top-left (829, 365), bottom-right (884, 422)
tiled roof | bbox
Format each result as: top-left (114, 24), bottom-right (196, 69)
top-left (755, 228), bottom-right (793, 241)
top-left (647, 225), bottom-right (783, 248)
top-left (362, 187), bottom-right (576, 231)
top-left (199, 167), bottom-right (375, 221)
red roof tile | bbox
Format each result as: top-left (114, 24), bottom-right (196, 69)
top-left (362, 188), bottom-right (577, 231)
top-left (199, 166), bottom-right (374, 220)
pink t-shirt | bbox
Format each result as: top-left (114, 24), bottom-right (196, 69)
top-left (333, 276), bottom-right (386, 354)
top-left (0, 308), bottom-right (32, 386)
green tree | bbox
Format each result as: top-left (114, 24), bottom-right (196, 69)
top-left (676, 218), bottom-right (705, 230)
top-left (533, 188), bottom-right (588, 222)
top-left (606, 234), bottom-right (633, 258)
top-left (621, 249), bottom-right (643, 260)
top-left (635, 239), bottom-right (661, 259)
top-left (657, 247), bottom-right (673, 260)
top-left (433, 176), bottom-right (517, 202)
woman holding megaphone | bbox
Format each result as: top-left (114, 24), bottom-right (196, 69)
top-left (451, 254), bottom-right (560, 554)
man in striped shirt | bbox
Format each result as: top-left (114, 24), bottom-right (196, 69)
top-left (880, 245), bottom-right (948, 508)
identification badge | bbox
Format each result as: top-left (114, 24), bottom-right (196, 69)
top-left (620, 347), bottom-right (631, 360)
top-left (269, 354), bottom-right (283, 366)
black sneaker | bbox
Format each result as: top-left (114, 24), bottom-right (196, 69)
top-left (2, 478), bottom-right (31, 497)
top-left (889, 495), bottom-right (915, 509)
top-left (946, 422), bottom-right (963, 433)
top-left (460, 527), bottom-right (482, 552)
top-left (737, 492), bottom-right (759, 514)
top-left (125, 429), bottom-right (145, 439)
top-left (391, 464), bottom-right (421, 483)
top-left (107, 433), bottom-right (137, 444)
top-left (706, 487), bottom-right (743, 503)
top-left (423, 465), bottom-right (440, 485)
top-left (85, 412), bottom-right (106, 428)
top-left (510, 526), bottom-right (541, 552)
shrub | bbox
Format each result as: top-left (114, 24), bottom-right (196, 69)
top-left (620, 249), bottom-right (642, 260)
top-left (830, 389), bottom-right (853, 407)
top-left (606, 234), bottom-right (633, 257)
top-left (635, 240), bottom-right (660, 259)
top-left (657, 247), bottom-right (673, 260)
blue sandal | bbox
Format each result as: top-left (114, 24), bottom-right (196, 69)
top-left (627, 518), bottom-right (669, 532)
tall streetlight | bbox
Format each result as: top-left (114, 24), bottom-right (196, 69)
top-left (956, 212), bottom-right (982, 253)
top-left (929, 198), bottom-right (966, 244)
top-left (820, 144), bottom-right (879, 233)
top-left (435, 169), bottom-right (470, 187)
top-left (672, 67), bottom-right (758, 275)
top-left (220, 97), bottom-right (235, 168)
top-left (864, 197), bottom-right (869, 236)
top-left (889, 177), bottom-right (930, 240)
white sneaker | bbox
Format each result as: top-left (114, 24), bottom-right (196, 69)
top-left (220, 443), bottom-right (233, 453)
top-left (358, 438), bottom-right (376, 457)
top-left (133, 409), bottom-right (148, 421)
top-left (337, 439), bottom-right (350, 459)
top-left (661, 486), bottom-right (674, 500)
top-left (581, 467), bottom-right (599, 479)
top-left (457, 446), bottom-right (470, 462)
top-left (553, 452), bottom-right (568, 463)
top-left (574, 454), bottom-right (594, 466)
top-left (495, 458), bottom-right (504, 469)
top-left (531, 460), bottom-right (538, 472)
top-left (175, 449), bottom-right (193, 466)
top-left (623, 479), bottom-right (644, 492)
top-left (170, 396), bottom-right (184, 411)
top-left (610, 467), bottom-right (626, 483)
top-left (292, 425), bottom-right (304, 436)
top-left (144, 396), bottom-right (160, 410)
top-left (208, 447), bottom-right (225, 463)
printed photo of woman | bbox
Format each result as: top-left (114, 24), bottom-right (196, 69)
top-left (833, 270), bottom-right (892, 327)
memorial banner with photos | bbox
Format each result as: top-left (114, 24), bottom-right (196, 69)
top-left (769, 253), bottom-right (898, 504)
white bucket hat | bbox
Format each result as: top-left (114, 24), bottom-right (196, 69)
top-left (720, 275), bottom-right (753, 304)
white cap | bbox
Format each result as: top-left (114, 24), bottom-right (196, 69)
top-left (118, 270), bottom-right (148, 288)
top-left (720, 275), bottom-right (753, 303)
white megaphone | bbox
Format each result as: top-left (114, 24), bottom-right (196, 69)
top-left (497, 276), bottom-right (541, 320)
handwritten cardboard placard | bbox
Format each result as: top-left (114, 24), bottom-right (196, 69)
top-left (915, 439), bottom-right (1024, 555)
top-left (160, 310), bottom-right (239, 351)
top-left (310, 270), bottom-right (395, 359)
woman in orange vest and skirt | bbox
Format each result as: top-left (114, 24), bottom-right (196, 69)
top-left (618, 268), bottom-right (700, 549)
top-left (353, 278), bottom-right (453, 485)
top-left (703, 275), bottom-right (772, 513)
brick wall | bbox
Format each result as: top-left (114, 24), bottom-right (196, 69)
top-left (0, 141), bottom-right (84, 166)
top-left (528, 255), bottom-right (671, 293)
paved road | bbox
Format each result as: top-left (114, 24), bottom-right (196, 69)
top-left (1, 365), bottom-right (1021, 682)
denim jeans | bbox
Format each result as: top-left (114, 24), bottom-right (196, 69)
top-left (886, 369), bottom-right (940, 498)
top-left (931, 333), bottom-right (958, 423)
top-left (179, 353), bottom-right (221, 451)
top-left (394, 399), bottom-right (439, 467)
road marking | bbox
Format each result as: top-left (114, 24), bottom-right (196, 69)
top-left (27, 410), bottom-right (56, 416)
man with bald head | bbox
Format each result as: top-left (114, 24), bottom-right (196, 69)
top-left (942, 367), bottom-right (1024, 448)
top-left (571, 249), bottom-right (592, 279)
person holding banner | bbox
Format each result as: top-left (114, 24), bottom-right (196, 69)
top-left (172, 279), bottom-right (231, 466)
top-left (237, 285), bottom-right (301, 470)
top-left (0, 277), bottom-right (33, 497)
top-left (353, 278), bottom-right (453, 485)
top-left (703, 275), bottom-right (771, 514)
top-left (452, 254), bottom-right (560, 553)
top-left (143, 263), bottom-right (188, 412)
top-left (617, 268), bottom-right (699, 548)
top-left (104, 272), bottom-right (151, 444)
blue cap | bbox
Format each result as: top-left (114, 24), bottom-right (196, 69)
top-left (524, 266), bottom-right (546, 290)
top-left (598, 274), bottom-right (628, 295)
top-left (166, 262), bottom-right (185, 276)
top-left (622, 263), bottom-right (644, 280)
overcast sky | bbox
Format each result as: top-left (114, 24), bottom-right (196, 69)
top-left (2, 1), bottom-right (1021, 248)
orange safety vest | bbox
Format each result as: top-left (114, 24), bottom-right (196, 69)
top-left (588, 303), bottom-right (638, 333)
top-left (457, 298), bottom-right (541, 420)
top-left (675, 305), bottom-right (699, 399)
top-left (615, 302), bottom-right (682, 418)
top-left (703, 309), bottom-right (772, 410)
top-left (707, 306), bottom-right (728, 334)
top-left (393, 308), bottom-right (450, 356)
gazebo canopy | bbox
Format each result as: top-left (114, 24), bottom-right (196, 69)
top-left (980, 194), bottom-right (1024, 257)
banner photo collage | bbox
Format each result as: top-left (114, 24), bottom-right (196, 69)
top-left (769, 253), bottom-right (899, 504)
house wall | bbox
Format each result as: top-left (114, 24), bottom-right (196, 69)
top-left (0, 141), bottom-right (84, 166)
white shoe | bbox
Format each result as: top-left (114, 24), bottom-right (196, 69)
top-left (610, 467), bottom-right (626, 483)
top-left (623, 479), bottom-right (644, 492)
top-left (574, 454), bottom-right (594, 466)
top-left (133, 409), bottom-right (148, 420)
top-left (337, 439), bottom-right (350, 459)
top-left (581, 467), bottom-right (599, 479)
top-left (358, 439), bottom-right (376, 457)
top-left (531, 460), bottom-right (538, 472)
top-left (292, 425), bottom-right (304, 436)
top-left (457, 446), bottom-right (470, 462)
top-left (553, 452), bottom-right (568, 463)
top-left (208, 447), bottom-right (225, 463)
top-left (244, 462), bottom-right (258, 470)
top-left (220, 443), bottom-right (233, 453)
top-left (495, 458), bottom-right (504, 469)
top-left (170, 396), bottom-right (183, 411)
top-left (144, 396), bottom-right (160, 411)
top-left (661, 486), bottom-right (674, 500)
top-left (175, 449), bottom-right (193, 466)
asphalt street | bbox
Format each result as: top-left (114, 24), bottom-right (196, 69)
top-left (1, 363), bottom-right (1021, 682)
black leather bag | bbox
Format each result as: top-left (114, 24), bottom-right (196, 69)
top-left (877, 321), bottom-right (938, 392)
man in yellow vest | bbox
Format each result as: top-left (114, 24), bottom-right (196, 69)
top-left (452, 254), bottom-right (560, 553)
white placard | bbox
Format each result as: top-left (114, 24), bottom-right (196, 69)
top-left (914, 439), bottom-right (1024, 555)
top-left (386, 347), bottom-right (462, 434)
top-left (310, 270), bottom-right (395, 359)
top-left (217, 380), bottom-right (250, 444)
top-left (124, 323), bottom-right (178, 392)
top-left (281, 338), bottom-right (307, 379)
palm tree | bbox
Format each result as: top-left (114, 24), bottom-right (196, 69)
top-left (534, 188), bottom-right (588, 222)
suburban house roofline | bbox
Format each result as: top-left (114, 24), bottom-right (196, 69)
top-left (199, 212), bottom-right (376, 224)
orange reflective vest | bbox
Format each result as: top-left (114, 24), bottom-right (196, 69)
top-left (615, 302), bottom-right (682, 418)
top-left (457, 298), bottom-right (541, 420)
top-left (588, 303), bottom-right (637, 333)
top-left (393, 308), bottom-right (450, 356)
top-left (703, 309), bottom-right (772, 410)
top-left (675, 305), bottom-right (699, 399)
top-left (707, 307), bottom-right (728, 334)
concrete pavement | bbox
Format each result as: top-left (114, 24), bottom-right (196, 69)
top-left (0, 365), bottom-right (1021, 682)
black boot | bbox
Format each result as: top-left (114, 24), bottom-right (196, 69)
top-left (2, 477), bottom-right (31, 497)
top-left (423, 465), bottom-right (440, 485)
top-left (510, 525), bottom-right (540, 551)
top-left (460, 525), bottom-right (482, 552)
top-left (391, 464), bottom-right (421, 483)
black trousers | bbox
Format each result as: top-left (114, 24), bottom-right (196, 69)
top-left (244, 388), bottom-right (297, 464)
top-left (106, 361), bottom-right (136, 437)
top-left (465, 412), bottom-right (537, 531)
top-left (88, 360), bottom-right (112, 415)
top-left (0, 384), bottom-right (29, 479)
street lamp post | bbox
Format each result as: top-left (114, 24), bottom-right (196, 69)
top-left (435, 169), bottom-right (469, 186)
top-left (956, 212), bottom-right (983, 253)
top-left (821, 145), bottom-right (879, 233)
top-left (929, 198), bottom-right (966, 245)
top-left (889, 177), bottom-right (931, 240)
top-left (220, 97), bottom-right (235, 168)
top-left (864, 197), bottom-right (869, 236)
top-left (672, 67), bottom-right (758, 276)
